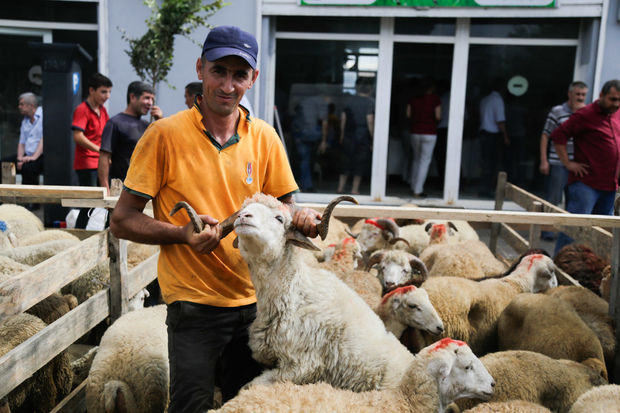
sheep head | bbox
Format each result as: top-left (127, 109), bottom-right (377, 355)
top-left (426, 222), bottom-right (458, 244)
top-left (417, 338), bottom-right (495, 410)
top-left (349, 217), bottom-right (400, 253)
top-left (381, 285), bottom-right (443, 335)
top-left (169, 195), bottom-right (358, 244)
top-left (367, 250), bottom-right (428, 292)
top-left (516, 254), bottom-right (558, 293)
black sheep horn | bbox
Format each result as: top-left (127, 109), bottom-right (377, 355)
top-left (317, 195), bottom-right (359, 240)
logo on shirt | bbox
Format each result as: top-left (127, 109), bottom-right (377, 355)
top-left (245, 162), bottom-right (253, 184)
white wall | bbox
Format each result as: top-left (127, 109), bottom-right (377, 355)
top-left (106, 0), bottom-right (258, 118)
top-left (600, 0), bottom-right (620, 89)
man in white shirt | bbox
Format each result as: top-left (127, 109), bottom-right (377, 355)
top-left (1, 93), bottom-right (44, 186)
top-left (478, 78), bottom-right (509, 197)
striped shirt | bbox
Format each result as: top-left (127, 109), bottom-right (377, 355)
top-left (542, 102), bottom-right (574, 165)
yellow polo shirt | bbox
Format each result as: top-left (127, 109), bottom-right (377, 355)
top-left (124, 104), bottom-right (298, 306)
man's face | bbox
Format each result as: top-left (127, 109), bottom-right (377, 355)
top-left (599, 87), bottom-right (620, 115)
top-left (17, 99), bottom-right (35, 117)
top-left (184, 89), bottom-right (195, 109)
top-left (130, 91), bottom-right (155, 116)
top-left (196, 55), bottom-right (258, 117)
top-left (567, 87), bottom-right (587, 109)
top-left (90, 86), bottom-right (112, 106)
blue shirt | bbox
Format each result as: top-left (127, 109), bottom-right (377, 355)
top-left (19, 106), bottom-right (43, 156)
top-left (479, 91), bottom-right (505, 134)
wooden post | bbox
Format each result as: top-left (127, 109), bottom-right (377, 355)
top-left (108, 232), bottom-right (128, 323)
top-left (1, 162), bottom-right (15, 185)
top-left (528, 201), bottom-right (543, 250)
top-left (610, 197), bottom-right (620, 383)
top-left (489, 171), bottom-right (507, 254)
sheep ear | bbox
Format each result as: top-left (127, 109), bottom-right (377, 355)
top-left (286, 230), bottom-right (321, 251)
top-left (427, 354), bottom-right (454, 380)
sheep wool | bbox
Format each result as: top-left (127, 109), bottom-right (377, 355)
top-left (0, 255), bottom-right (30, 278)
top-left (0, 238), bottom-right (79, 266)
top-left (497, 293), bottom-right (607, 379)
top-left (19, 229), bottom-right (80, 246)
top-left (210, 339), bottom-right (494, 413)
top-left (86, 304), bottom-right (168, 413)
top-left (461, 400), bottom-right (552, 413)
top-left (235, 194), bottom-right (415, 391)
top-left (417, 254), bottom-right (558, 355)
top-left (0, 313), bottom-right (73, 412)
top-left (452, 350), bottom-right (607, 413)
top-left (568, 384), bottom-right (620, 413)
top-left (0, 204), bottom-right (44, 240)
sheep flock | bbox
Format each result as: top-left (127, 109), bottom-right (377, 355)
top-left (1, 194), bottom-right (618, 413)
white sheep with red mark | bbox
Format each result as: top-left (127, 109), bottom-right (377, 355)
top-left (376, 285), bottom-right (444, 339)
top-left (209, 338), bottom-right (495, 413)
top-left (234, 194), bottom-right (415, 391)
top-left (350, 217), bottom-right (416, 255)
top-left (420, 223), bottom-right (506, 280)
top-left (413, 254), bottom-right (558, 356)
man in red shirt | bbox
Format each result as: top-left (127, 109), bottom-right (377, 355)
top-left (551, 79), bottom-right (620, 255)
top-left (71, 72), bottom-right (113, 228)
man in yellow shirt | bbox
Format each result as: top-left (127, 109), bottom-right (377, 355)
top-left (110, 26), bottom-right (320, 412)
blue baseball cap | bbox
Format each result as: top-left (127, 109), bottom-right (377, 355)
top-left (202, 26), bottom-right (258, 69)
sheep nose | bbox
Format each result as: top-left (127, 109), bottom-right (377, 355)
top-left (491, 380), bottom-right (496, 388)
top-left (241, 212), bottom-right (253, 219)
top-left (385, 282), bottom-right (395, 290)
top-left (436, 325), bottom-right (444, 334)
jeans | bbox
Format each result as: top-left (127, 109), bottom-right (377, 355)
top-left (554, 181), bottom-right (616, 256)
top-left (75, 169), bottom-right (98, 229)
top-left (166, 301), bottom-right (262, 413)
top-left (295, 139), bottom-right (319, 191)
top-left (409, 133), bottom-right (437, 195)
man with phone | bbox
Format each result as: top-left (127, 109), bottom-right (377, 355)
top-left (98, 81), bottom-right (163, 194)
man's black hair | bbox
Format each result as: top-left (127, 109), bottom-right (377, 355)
top-left (88, 72), bottom-right (113, 91)
top-left (185, 82), bottom-right (202, 97)
top-left (601, 79), bottom-right (620, 95)
top-left (127, 81), bottom-right (154, 104)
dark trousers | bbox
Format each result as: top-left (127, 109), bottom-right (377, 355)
top-left (1, 154), bottom-right (44, 185)
top-left (75, 169), bottom-right (98, 229)
top-left (166, 301), bottom-right (263, 413)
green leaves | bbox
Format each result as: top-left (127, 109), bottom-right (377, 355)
top-left (121, 0), bottom-right (226, 89)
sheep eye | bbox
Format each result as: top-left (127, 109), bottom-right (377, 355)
top-left (465, 364), bottom-right (472, 370)
top-left (275, 215), bottom-right (284, 223)
top-left (407, 304), bottom-right (418, 310)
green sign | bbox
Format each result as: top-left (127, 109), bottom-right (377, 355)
top-left (300, 0), bottom-right (556, 7)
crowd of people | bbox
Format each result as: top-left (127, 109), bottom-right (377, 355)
top-left (1, 22), bottom-right (620, 412)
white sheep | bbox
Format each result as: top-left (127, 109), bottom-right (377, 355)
top-left (349, 217), bottom-right (414, 256)
top-left (414, 254), bottom-right (558, 355)
top-left (568, 384), bottom-right (620, 413)
top-left (232, 193), bottom-right (414, 391)
top-left (376, 285), bottom-right (444, 339)
top-left (461, 400), bottom-right (552, 412)
top-left (0, 313), bottom-right (73, 412)
top-left (209, 338), bottom-right (495, 413)
top-left (497, 292), bottom-right (608, 379)
top-left (0, 203), bottom-right (44, 241)
top-left (366, 248), bottom-right (428, 293)
top-left (18, 229), bottom-right (80, 246)
top-left (449, 350), bottom-right (607, 413)
top-left (420, 223), bottom-right (506, 280)
top-left (0, 255), bottom-right (30, 277)
top-left (86, 304), bottom-right (168, 413)
top-left (0, 238), bottom-right (80, 266)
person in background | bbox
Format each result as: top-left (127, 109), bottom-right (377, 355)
top-left (336, 77), bottom-right (374, 195)
top-left (110, 26), bottom-right (320, 412)
top-left (538, 81), bottom-right (588, 241)
top-left (552, 79), bottom-right (620, 255)
top-left (72, 72), bottom-right (113, 228)
top-left (0, 93), bottom-right (44, 210)
top-left (184, 81), bottom-right (203, 109)
top-left (98, 81), bottom-right (163, 195)
top-left (478, 77), bottom-right (509, 198)
top-left (406, 77), bottom-right (441, 199)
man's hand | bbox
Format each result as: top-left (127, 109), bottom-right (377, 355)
top-left (539, 159), bottom-right (549, 175)
top-left (183, 215), bottom-right (222, 254)
top-left (151, 105), bottom-right (163, 120)
top-left (292, 208), bottom-right (321, 238)
top-left (566, 161), bottom-right (589, 177)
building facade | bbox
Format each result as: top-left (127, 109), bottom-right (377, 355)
top-left (1, 0), bottom-right (618, 205)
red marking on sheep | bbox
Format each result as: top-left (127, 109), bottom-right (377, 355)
top-left (430, 224), bottom-right (447, 241)
top-left (381, 285), bottom-right (417, 305)
top-left (429, 337), bottom-right (466, 352)
top-left (328, 244), bottom-right (336, 248)
top-left (525, 254), bottom-right (544, 271)
top-left (342, 237), bottom-right (356, 245)
top-left (365, 219), bottom-right (384, 230)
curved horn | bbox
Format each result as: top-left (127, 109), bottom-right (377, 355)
top-left (317, 195), bottom-right (358, 240)
top-left (365, 250), bottom-right (386, 271)
top-left (345, 228), bottom-right (359, 239)
top-left (447, 221), bottom-right (458, 232)
top-left (408, 254), bottom-right (428, 286)
top-left (375, 218), bottom-right (399, 241)
top-left (219, 210), bottom-right (241, 239)
top-left (170, 201), bottom-right (203, 233)
top-left (389, 237), bottom-right (410, 247)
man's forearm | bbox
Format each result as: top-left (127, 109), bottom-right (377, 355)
top-left (540, 134), bottom-right (549, 163)
top-left (73, 130), bottom-right (100, 152)
top-left (555, 144), bottom-right (570, 167)
top-left (17, 144), bottom-right (25, 160)
top-left (32, 138), bottom-right (43, 159)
